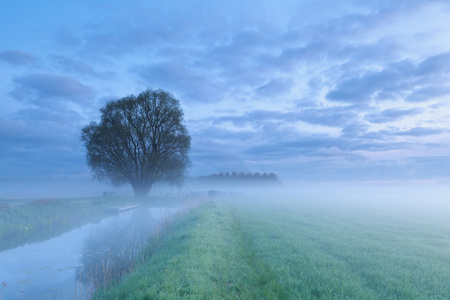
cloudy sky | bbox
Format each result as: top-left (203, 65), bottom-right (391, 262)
top-left (1, 0), bottom-right (450, 183)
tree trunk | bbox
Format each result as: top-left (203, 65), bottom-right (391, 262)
top-left (131, 181), bottom-right (153, 197)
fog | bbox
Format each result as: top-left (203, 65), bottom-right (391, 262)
top-left (185, 179), bottom-right (450, 216)
top-left (225, 180), bottom-right (450, 217)
top-left (2, 176), bottom-right (450, 298)
top-left (2, 177), bottom-right (450, 215)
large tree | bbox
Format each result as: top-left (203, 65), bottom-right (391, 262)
top-left (81, 89), bottom-right (191, 196)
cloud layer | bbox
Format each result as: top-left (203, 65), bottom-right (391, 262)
top-left (1, 0), bottom-right (450, 183)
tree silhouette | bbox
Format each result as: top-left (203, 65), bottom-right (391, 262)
top-left (81, 89), bottom-right (191, 196)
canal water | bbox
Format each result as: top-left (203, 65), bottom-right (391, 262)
top-left (0, 206), bottom-right (180, 299)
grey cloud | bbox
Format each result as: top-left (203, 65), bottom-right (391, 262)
top-left (327, 52), bottom-right (450, 104)
top-left (79, 8), bottom-right (212, 57)
top-left (206, 107), bottom-right (412, 158)
top-left (213, 106), bottom-right (358, 129)
top-left (51, 55), bottom-right (115, 79)
top-left (256, 77), bottom-right (293, 97)
top-left (416, 51), bottom-right (450, 76)
top-left (267, 9), bottom-right (401, 72)
top-left (15, 107), bottom-right (84, 128)
top-left (0, 142), bottom-right (86, 178)
top-left (327, 61), bottom-right (414, 103)
top-left (11, 73), bottom-right (96, 104)
top-left (212, 110), bottom-right (298, 129)
top-left (299, 106), bottom-right (358, 127)
top-left (246, 135), bottom-right (341, 157)
top-left (365, 108), bottom-right (423, 123)
top-left (53, 55), bottom-right (95, 74)
top-left (54, 28), bottom-right (82, 48)
top-left (83, 27), bottom-right (158, 56)
top-left (245, 133), bottom-right (404, 160)
top-left (134, 62), bottom-right (221, 102)
top-left (0, 112), bottom-right (86, 178)
top-left (194, 126), bottom-right (257, 143)
top-left (212, 30), bottom-right (273, 58)
top-left (0, 50), bottom-right (38, 66)
top-left (0, 114), bottom-right (80, 149)
top-left (263, 41), bottom-right (330, 72)
top-left (360, 130), bottom-right (391, 141)
top-left (360, 126), bottom-right (444, 140)
top-left (396, 127), bottom-right (444, 136)
top-left (406, 86), bottom-right (450, 102)
top-left (341, 121), bottom-right (370, 137)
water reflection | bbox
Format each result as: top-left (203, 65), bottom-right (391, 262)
top-left (77, 208), bottom-right (164, 289)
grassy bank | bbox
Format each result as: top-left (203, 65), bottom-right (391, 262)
top-left (95, 201), bottom-right (287, 299)
top-left (96, 198), bottom-right (450, 299)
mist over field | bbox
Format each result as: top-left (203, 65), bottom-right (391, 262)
top-left (2, 176), bottom-right (450, 215)
top-left (0, 178), bottom-right (133, 199)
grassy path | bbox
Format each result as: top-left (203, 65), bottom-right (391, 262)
top-left (96, 200), bottom-right (450, 299)
top-left (95, 202), bottom-right (287, 299)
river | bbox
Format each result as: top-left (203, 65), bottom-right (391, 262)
top-left (0, 206), bottom-right (180, 299)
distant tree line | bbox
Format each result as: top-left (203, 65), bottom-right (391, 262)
top-left (198, 172), bottom-right (279, 183)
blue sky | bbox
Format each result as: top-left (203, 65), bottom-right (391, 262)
top-left (1, 0), bottom-right (450, 183)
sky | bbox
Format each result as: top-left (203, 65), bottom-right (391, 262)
top-left (1, 0), bottom-right (450, 185)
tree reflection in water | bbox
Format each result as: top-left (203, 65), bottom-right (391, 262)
top-left (76, 208), bottom-right (166, 290)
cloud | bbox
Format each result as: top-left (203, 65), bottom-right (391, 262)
top-left (14, 107), bottom-right (84, 128)
top-left (11, 73), bottom-right (96, 104)
top-left (406, 86), bottom-right (450, 102)
top-left (54, 28), bottom-right (82, 48)
top-left (212, 106), bottom-right (359, 129)
top-left (415, 51), bottom-right (450, 76)
top-left (134, 62), bottom-right (222, 103)
top-left (51, 55), bottom-right (115, 79)
top-left (326, 51), bottom-right (450, 104)
top-left (396, 127), bottom-right (444, 136)
top-left (1, 0), bottom-right (450, 181)
top-left (0, 50), bottom-right (38, 66)
top-left (365, 107), bottom-right (423, 123)
top-left (341, 121), bottom-right (370, 137)
top-left (0, 111), bottom-right (87, 178)
top-left (256, 78), bottom-right (293, 97)
top-left (299, 106), bottom-right (358, 127)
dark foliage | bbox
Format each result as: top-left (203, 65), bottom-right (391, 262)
top-left (81, 89), bottom-right (191, 196)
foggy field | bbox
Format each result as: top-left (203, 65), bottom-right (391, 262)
top-left (96, 196), bottom-right (450, 299)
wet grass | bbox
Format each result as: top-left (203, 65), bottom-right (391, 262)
top-left (95, 201), bottom-right (288, 299)
top-left (96, 198), bottom-right (450, 299)
top-left (235, 200), bottom-right (450, 299)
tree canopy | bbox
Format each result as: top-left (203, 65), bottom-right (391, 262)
top-left (81, 89), bottom-right (191, 196)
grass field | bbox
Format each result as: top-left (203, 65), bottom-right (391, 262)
top-left (95, 197), bottom-right (450, 299)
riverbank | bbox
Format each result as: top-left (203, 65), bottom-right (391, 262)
top-left (95, 198), bottom-right (450, 299)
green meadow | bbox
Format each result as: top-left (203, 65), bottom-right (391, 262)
top-left (95, 197), bottom-right (450, 299)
